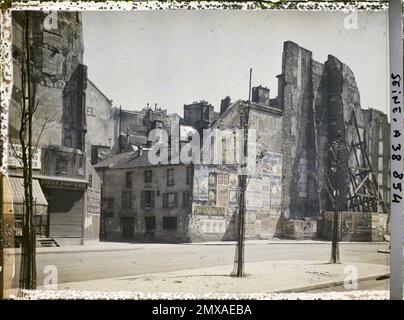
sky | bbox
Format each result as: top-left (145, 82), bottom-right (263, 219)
top-left (82, 10), bottom-right (388, 117)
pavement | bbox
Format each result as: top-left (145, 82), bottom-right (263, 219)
top-left (4, 240), bottom-right (390, 299)
top-left (6, 239), bottom-right (388, 255)
top-left (50, 259), bottom-right (389, 295)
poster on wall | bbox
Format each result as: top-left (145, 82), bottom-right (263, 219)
top-left (217, 185), bottom-right (229, 207)
top-left (229, 174), bottom-right (238, 189)
top-left (208, 172), bottom-right (217, 187)
top-left (208, 188), bottom-right (217, 206)
top-left (193, 166), bottom-right (209, 202)
top-left (229, 189), bottom-right (238, 206)
top-left (262, 152), bottom-right (282, 176)
top-left (246, 178), bottom-right (261, 209)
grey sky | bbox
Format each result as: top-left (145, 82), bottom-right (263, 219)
top-left (82, 10), bottom-right (388, 117)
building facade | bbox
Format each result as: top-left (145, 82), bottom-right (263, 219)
top-left (85, 79), bottom-right (114, 164)
top-left (95, 151), bottom-right (193, 242)
top-left (7, 11), bottom-right (101, 246)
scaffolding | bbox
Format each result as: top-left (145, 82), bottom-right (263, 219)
top-left (346, 109), bottom-right (386, 213)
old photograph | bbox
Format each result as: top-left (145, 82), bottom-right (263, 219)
top-left (0, 3), bottom-right (397, 301)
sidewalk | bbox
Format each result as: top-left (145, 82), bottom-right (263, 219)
top-left (45, 259), bottom-right (389, 295)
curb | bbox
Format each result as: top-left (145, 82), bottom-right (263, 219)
top-left (277, 273), bottom-right (390, 293)
top-left (185, 241), bottom-right (387, 246)
top-left (8, 241), bottom-right (388, 255)
top-left (10, 247), bottom-right (144, 256)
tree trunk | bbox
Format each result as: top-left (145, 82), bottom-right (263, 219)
top-left (19, 12), bottom-right (36, 291)
top-left (329, 145), bottom-right (341, 264)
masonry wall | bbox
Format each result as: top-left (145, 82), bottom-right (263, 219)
top-left (111, 108), bottom-right (180, 153)
top-left (85, 79), bottom-right (113, 159)
top-left (279, 41), bottom-right (390, 223)
top-left (280, 41), bottom-right (319, 219)
top-left (9, 11), bottom-right (85, 149)
top-left (84, 160), bottom-right (101, 242)
top-left (188, 101), bottom-right (284, 241)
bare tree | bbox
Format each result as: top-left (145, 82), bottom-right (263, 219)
top-left (8, 12), bottom-right (60, 291)
top-left (310, 140), bottom-right (349, 264)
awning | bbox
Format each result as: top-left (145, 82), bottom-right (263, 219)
top-left (8, 177), bottom-right (48, 215)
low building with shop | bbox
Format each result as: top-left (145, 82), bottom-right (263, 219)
top-left (7, 146), bottom-right (101, 246)
top-left (95, 150), bottom-right (193, 242)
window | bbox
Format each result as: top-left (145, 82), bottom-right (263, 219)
top-left (141, 190), bottom-right (155, 209)
top-left (125, 172), bottom-right (132, 188)
top-left (222, 137), bottom-right (227, 164)
top-left (167, 168), bottom-right (175, 186)
top-left (88, 173), bottom-right (93, 188)
top-left (56, 157), bottom-right (68, 175)
top-left (122, 191), bottom-right (132, 209)
top-left (217, 174), bottom-right (229, 185)
top-left (163, 192), bottom-right (178, 209)
top-left (186, 166), bottom-right (193, 185)
top-left (64, 135), bottom-right (72, 148)
top-left (163, 217), bottom-right (177, 230)
top-left (144, 170), bottom-right (152, 183)
top-left (145, 216), bottom-right (156, 231)
top-left (103, 210), bottom-right (113, 218)
top-left (107, 198), bottom-right (114, 209)
top-left (182, 191), bottom-right (192, 209)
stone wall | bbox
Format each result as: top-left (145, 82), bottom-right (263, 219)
top-left (84, 160), bottom-right (101, 242)
top-left (318, 212), bottom-right (388, 242)
top-left (9, 11), bottom-right (86, 150)
top-left (279, 41), bottom-right (390, 223)
top-left (280, 41), bottom-right (319, 219)
top-left (85, 79), bottom-right (113, 161)
top-left (189, 100), bottom-right (284, 241)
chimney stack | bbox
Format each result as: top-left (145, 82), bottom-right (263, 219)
top-left (251, 85), bottom-right (270, 107)
top-left (220, 96), bottom-right (231, 115)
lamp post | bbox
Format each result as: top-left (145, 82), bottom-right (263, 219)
top-left (232, 68), bottom-right (252, 277)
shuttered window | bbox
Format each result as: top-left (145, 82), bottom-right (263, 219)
top-left (163, 192), bottom-right (178, 209)
top-left (182, 191), bottom-right (192, 209)
top-left (122, 191), bottom-right (132, 209)
top-left (141, 190), bottom-right (154, 209)
top-left (144, 170), bottom-right (152, 183)
top-left (167, 169), bottom-right (175, 186)
top-left (186, 166), bottom-right (193, 185)
top-left (125, 172), bottom-right (132, 188)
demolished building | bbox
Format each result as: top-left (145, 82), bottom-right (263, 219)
top-left (279, 41), bottom-right (389, 239)
top-left (95, 41), bottom-right (390, 242)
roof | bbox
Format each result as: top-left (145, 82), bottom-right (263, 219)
top-left (93, 152), bottom-right (135, 169)
top-left (213, 99), bottom-right (282, 128)
top-left (94, 148), bottom-right (187, 170)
